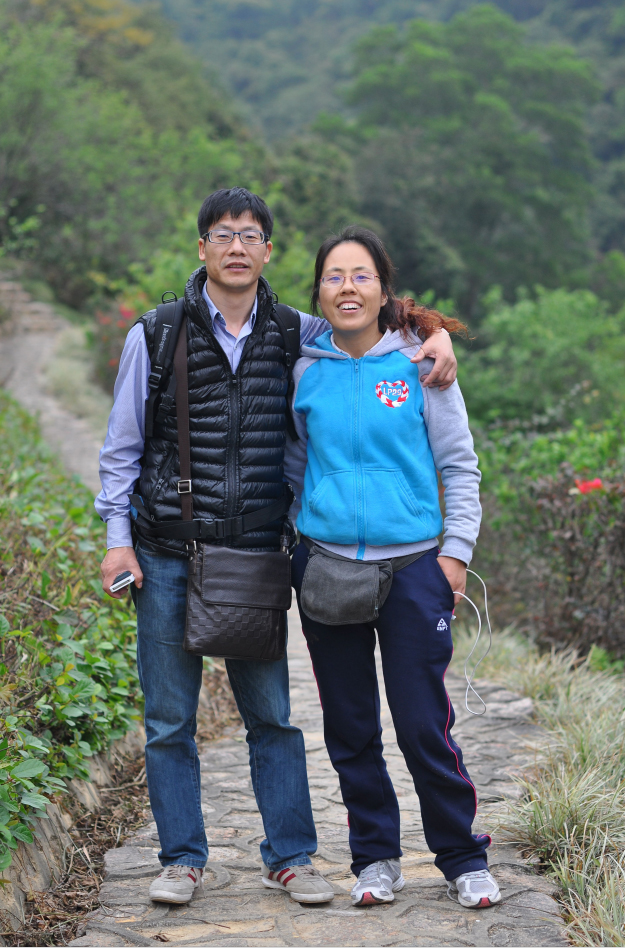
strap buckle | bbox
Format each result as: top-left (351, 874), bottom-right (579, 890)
top-left (148, 367), bottom-right (163, 390)
top-left (198, 518), bottom-right (222, 539)
top-left (177, 479), bottom-right (192, 494)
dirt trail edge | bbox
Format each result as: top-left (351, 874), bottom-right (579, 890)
top-left (0, 279), bottom-right (102, 494)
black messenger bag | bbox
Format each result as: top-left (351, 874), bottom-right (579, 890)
top-left (132, 312), bottom-right (293, 661)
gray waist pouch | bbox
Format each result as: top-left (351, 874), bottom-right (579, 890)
top-left (300, 536), bottom-right (424, 626)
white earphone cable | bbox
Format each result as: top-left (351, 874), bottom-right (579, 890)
top-left (452, 569), bottom-right (492, 716)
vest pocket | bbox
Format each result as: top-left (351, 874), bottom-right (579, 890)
top-left (149, 443), bottom-right (176, 504)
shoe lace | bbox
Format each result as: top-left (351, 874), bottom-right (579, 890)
top-left (160, 865), bottom-right (199, 881)
top-left (292, 864), bottom-right (319, 877)
top-left (358, 862), bottom-right (383, 885)
top-left (458, 870), bottom-right (494, 893)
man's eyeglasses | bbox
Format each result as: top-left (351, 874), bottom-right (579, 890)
top-left (202, 229), bottom-right (269, 245)
top-left (320, 272), bottom-right (380, 288)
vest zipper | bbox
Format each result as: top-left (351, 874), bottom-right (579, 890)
top-left (226, 373), bottom-right (240, 523)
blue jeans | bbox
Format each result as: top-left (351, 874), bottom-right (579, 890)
top-left (133, 543), bottom-right (317, 870)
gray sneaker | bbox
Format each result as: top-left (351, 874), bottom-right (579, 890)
top-left (149, 865), bottom-right (203, 904)
top-left (351, 859), bottom-right (405, 906)
top-left (261, 863), bottom-right (334, 903)
top-left (447, 869), bottom-right (501, 908)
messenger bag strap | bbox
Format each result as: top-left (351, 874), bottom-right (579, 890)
top-left (173, 316), bottom-right (193, 522)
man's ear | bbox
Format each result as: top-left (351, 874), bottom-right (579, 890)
top-left (198, 238), bottom-right (206, 261)
top-left (263, 240), bottom-right (273, 265)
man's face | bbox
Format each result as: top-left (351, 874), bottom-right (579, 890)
top-left (198, 211), bottom-right (272, 292)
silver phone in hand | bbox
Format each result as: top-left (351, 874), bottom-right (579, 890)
top-left (110, 571), bottom-right (135, 593)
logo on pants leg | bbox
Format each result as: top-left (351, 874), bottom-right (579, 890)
top-left (437, 618), bottom-right (448, 631)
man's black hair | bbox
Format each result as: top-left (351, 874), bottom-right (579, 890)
top-left (197, 187), bottom-right (274, 239)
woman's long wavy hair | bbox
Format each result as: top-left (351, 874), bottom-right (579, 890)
top-left (310, 226), bottom-right (467, 339)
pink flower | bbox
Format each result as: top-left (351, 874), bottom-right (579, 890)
top-left (119, 305), bottom-right (135, 320)
top-left (575, 478), bottom-right (603, 494)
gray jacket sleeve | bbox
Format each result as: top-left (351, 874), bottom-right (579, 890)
top-left (283, 357), bottom-right (313, 523)
top-left (418, 359), bottom-right (481, 564)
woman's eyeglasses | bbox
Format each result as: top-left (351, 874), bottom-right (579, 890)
top-left (320, 273), bottom-right (379, 288)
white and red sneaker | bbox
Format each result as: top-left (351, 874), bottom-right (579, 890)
top-left (351, 859), bottom-right (405, 906)
top-left (261, 863), bottom-right (334, 903)
top-left (447, 869), bottom-right (501, 908)
top-left (149, 865), bottom-right (203, 904)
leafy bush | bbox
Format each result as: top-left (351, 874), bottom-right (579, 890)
top-left (0, 391), bottom-right (141, 870)
top-left (516, 469), bottom-right (625, 654)
top-left (472, 404), bottom-right (625, 649)
top-left (460, 287), bottom-right (625, 425)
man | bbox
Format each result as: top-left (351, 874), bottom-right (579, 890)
top-left (96, 187), bottom-right (458, 906)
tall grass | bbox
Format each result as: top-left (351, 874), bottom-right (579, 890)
top-left (451, 624), bottom-right (625, 947)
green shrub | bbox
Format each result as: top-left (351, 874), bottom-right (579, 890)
top-left (460, 287), bottom-right (625, 426)
top-left (0, 391), bottom-right (141, 870)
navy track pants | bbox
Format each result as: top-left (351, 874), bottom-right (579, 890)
top-left (292, 543), bottom-right (490, 880)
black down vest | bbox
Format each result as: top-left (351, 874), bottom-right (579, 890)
top-left (136, 268), bottom-right (291, 557)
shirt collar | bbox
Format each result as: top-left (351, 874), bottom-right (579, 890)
top-left (202, 282), bottom-right (258, 330)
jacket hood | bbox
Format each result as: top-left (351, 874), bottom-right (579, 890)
top-left (301, 327), bottom-right (422, 361)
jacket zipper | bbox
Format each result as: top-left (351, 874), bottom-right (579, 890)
top-left (195, 296), bottom-right (266, 526)
top-left (353, 360), bottom-right (365, 558)
top-left (226, 372), bottom-right (240, 520)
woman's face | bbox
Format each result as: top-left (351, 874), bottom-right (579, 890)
top-left (318, 242), bottom-right (387, 337)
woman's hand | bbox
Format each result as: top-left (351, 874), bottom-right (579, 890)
top-left (411, 328), bottom-right (457, 390)
top-left (101, 546), bottom-right (143, 599)
top-left (437, 555), bottom-right (466, 605)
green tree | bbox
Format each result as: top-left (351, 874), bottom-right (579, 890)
top-left (0, 1), bottom-right (261, 304)
top-left (346, 5), bottom-right (598, 316)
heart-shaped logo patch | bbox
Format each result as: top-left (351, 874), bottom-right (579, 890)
top-left (375, 380), bottom-right (409, 408)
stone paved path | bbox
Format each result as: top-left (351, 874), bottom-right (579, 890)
top-left (71, 610), bottom-right (567, 948)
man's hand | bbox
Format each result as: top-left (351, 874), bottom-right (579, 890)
top-left (411, 328), bottom-right (457, 391)
top-left (101, 547), bottom-right (143, 599)
top-left (437, 555), bottom-right (466, 606)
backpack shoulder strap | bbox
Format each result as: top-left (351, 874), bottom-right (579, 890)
top-left (273, 303), bottom-right (301, 371)
top-left (145, 297), bottom-right (185, 439)
top-left (273, 304), bottom-right (301, 442)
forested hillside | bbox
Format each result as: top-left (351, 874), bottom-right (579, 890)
top-left (154, 0), bottom-right (625, 305)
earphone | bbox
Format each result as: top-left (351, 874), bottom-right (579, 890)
top-left (452, 569), bottom-right (492, 716)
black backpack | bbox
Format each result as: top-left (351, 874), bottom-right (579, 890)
top-left (144, 293), bottom-right (301, 440)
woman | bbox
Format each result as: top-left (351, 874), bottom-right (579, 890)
top-left (285, 226), bottom-right (500, 909)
